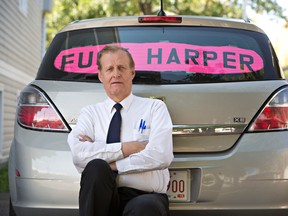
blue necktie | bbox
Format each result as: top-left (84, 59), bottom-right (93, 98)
top-left (106, 103), bottom-right (122, 144)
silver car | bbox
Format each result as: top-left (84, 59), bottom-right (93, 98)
top-left (9, 15), bottom-right (288, 216)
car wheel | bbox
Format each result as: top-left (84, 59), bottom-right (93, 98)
top-left (9, 199), bottom-right (17, 216)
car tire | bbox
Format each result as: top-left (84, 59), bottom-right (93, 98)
top-left (9, 199), bottom-right (17, 216)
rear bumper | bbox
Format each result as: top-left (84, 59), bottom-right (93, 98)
top-left (169, 131), bottom-right (288, 211)
top-left (10, 177), bottom-right (288, 216)
top-left (170, 209), bottom-right (288, 216)
top-left (13, 207), bottom-right (78, 216)
top-left (9, 128), bottom-right (288, 215)
top-left (12, 178), bottom-right (79, 216)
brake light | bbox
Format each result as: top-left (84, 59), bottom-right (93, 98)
top-left (249, 87), bottom-right (288, 131)
top-left (17, 86), bottom-right (68, 132)
top-left (138, 16), bottom-right (182, 23)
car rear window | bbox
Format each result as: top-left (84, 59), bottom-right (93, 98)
top-left (37, 26), bottom-right (282, 84)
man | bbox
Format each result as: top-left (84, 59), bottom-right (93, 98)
top-left (68, 45), bottom-right (174, 216)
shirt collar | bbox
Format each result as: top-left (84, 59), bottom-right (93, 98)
top-left (105, 93), bottom-right (134, 113)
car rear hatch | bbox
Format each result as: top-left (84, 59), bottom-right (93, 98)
top-left (28, 16), bottom-right (285, 154)
top-left (29, 79), bottom-right (287, 154)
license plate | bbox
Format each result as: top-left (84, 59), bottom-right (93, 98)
top-left (167, 170), bottom-right (190, 202)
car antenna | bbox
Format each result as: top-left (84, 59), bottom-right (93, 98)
top-left (157, 0), bottom-right (166, 16)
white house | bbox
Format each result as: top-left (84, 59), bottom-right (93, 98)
top-left (0, 0), bottom-right (52, 164)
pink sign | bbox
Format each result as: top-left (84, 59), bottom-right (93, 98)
top-left (54, 43), bottom-right (264, 74)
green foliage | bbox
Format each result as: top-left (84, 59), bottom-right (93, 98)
top-left (250, 0), bottom-right (287, 19)
top-left (46, 0), bottom-right (108, 47)
top-left (0, 163), bottom-right (9, 192)
top-left (284, 67), bottom-right (288, 78)
top-left (46, 0), bottom-right (287, 47)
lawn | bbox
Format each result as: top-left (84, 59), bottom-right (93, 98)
top-left (0, 163), bottom-right (9, 192)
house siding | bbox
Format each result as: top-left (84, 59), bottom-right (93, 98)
top-left (0, 0), bottom-right (49, 163)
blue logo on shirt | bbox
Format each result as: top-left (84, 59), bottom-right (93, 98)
top-left (138, 119), bottom-right (146, 133)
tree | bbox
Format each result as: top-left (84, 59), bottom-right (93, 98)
top-left (46, 0), bottom-right (287, 46)
top-left (46, 0), bottom-right (108, 47)
top-left (250, 0), bottom-right (287, 19)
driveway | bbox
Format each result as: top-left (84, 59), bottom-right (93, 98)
top-left (0, 193), bottom-right (9, 216)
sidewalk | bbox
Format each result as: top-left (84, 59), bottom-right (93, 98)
top-left (0, 193), bottom-right (9, 216)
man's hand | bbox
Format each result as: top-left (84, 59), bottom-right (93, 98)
top-left (79, 135), bottom-right (93, 142)
top-left (79, 135), bottom-right (147, 157)
top-left (121, 141), bottom-right (148, 158)
top-left (109, 162), bottom-right (117, 171)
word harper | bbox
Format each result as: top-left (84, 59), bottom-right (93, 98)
top-left (54, 43), bottom-right (264, 74)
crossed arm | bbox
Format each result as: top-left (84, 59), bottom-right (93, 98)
top-left (79, 135), bottom-right (147, 171)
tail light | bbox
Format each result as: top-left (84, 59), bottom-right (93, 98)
top-left (138, 16), bottom-right (182, 23)
top-left (17, 86), bottom-right (69, 132)
top-left (248, 87), bottom-right (288, 131)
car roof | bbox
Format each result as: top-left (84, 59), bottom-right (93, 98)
top-left (59, 15), bottom-right (266, 34)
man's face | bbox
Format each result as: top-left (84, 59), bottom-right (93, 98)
top-left (98, 50), bottom-right (135, 102)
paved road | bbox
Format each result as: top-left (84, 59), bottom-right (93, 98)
top-left (0, 193), bottom-right (9, 216)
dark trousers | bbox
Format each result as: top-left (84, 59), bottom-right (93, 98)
top-left (79, 159), bottom-right (169, 216)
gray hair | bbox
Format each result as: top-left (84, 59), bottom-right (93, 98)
top-left (97, 45), bottom-right (135, 71)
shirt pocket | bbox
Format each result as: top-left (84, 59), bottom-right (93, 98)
top-left (133, 129), bottom-right (151, 141)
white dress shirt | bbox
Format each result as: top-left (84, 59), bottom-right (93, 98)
top-left (68, 93), bottom-right (174, 193)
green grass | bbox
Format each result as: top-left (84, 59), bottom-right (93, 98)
top-left (0, 163), bottom-right (9, 192)
top-left (284, 68), bottom-right (288, 78)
